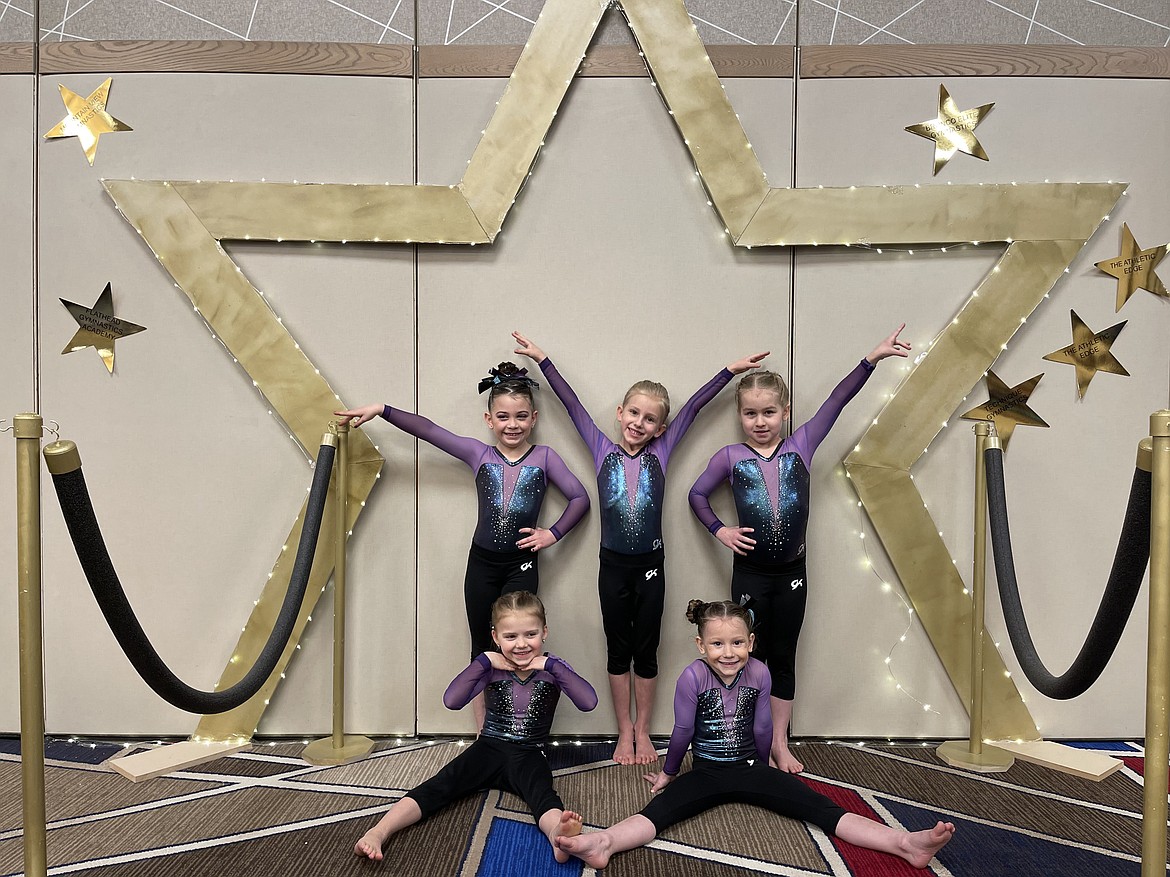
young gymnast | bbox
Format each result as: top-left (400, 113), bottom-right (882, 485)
top-left (512, 330), bottom-right (766, 766)
top-left (336, 363), bottom-right (589, 728)
top-left (556, 599), bottom-right (955, 870)
top-left (687, 325), bottom-right (910, 773)
top-left (354, 591), bottom-right (598, 863)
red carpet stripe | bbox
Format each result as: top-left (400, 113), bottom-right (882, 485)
top-left (805, 777), bottom-right (926, 876)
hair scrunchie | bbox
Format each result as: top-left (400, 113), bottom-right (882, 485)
top-left (478, 362), bottom-right (540, 395)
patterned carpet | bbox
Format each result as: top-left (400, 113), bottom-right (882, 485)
top-left (0, 738), bottom-right (1157, 876)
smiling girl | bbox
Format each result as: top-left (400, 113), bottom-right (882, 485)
top-left (687, 326), bottom-right (910, 772)
top-left (555, 599), bottom-right (954, 871)
top-left (354, 591), bottom-right (597, 864)
top-left (336, 364), bottom-right (589, 729)
top-left (512, 332), bottom-right (766, 766)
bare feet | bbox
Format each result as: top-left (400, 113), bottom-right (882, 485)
top-left (899, 821), bottom-right (955, 868)
top-left (634, 732), bottom-right (658, 765)
top-left (551, 810), bottom-right (583, 863)
top-left (613, 730), bottom-right (636, 765)
top-left (770, 743), bottom-right (803, 774)
top-left (556, 830), bottom-right (613, 870)
top-left (354, 831), bottom-right (385, 861)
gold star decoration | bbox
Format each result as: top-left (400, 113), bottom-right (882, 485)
top-left (99, 0), bottom-right (1126, 747)
top-left (1042, 310), bottom-right (1129, 398)
top-left (43, 77), bottom-right (133, 166)
top-left (1093, 222), bottom-right (1168, 312)
top-left (960, 370), bottom-right (1049, 448)
top-left (904, 84), bottom-right (994, 176)
top-left (60, 282), bottom-right (146, 374)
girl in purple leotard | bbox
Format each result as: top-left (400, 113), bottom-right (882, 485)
top-left (337, 364), bottom-right (590, 730)
top-left (554, 599), bottom-right (954, 872)
top-left (354, 591), bottom-right (597, 865)
top-left (687, 325), bottom-right (910, 773)
top-left (512, 331), bottom-right (767, 766)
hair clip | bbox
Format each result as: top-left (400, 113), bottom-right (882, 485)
top-left (478, 363), bottom-right (540, 394)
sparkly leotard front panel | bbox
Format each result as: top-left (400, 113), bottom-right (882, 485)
top-left (598, 451), bottom-right (666, 554)
top-left (729, 451), bottom-right (810, 564)
top-left (443, 653), bottom-right (598, 748)
top-left (538, 359), bottom-right (733, 554)
top-left (663, 658), bottom-right (772, 775)
top-left (474, 447), bottom-right (550, 551)
top-left (380, 407), bottom-right (589, 548)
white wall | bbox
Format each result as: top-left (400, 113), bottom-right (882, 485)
top-left (6, 67), bottom-right (1167, 739)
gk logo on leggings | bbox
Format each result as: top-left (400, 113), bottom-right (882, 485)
top-left (652, 539), bottom-right (663, 550)
top-left (790, 578), bottom-right (804, 590)
top-left (520, 561), bottom-right (534, 572)
top-left (645, 568), bottom-right (659, 581)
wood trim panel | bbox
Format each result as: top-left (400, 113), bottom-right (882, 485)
top-left (0, 43), bottom-right (34, 74)
top-left (38, 40), bottom-right (413, 76)
top-left (419, 43), bottom-right (792, 77)
top-left (23, 41), bottom-right (1170, 79)
top-left (800, 45), bottom-right (1170, 79)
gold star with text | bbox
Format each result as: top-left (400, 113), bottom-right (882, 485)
top-left (60, 282), bottom-right (146, 374)
top-left (43, 77), bottom-right (133, 166)
top-left (960, 370), bottom-right (1048, 448)
top-left (1042, 310), bottom-right (1128, 398)
top-left (1093, 222), bottom-right (1168, 312)
top-left (905, 84), bottom-right (993, 176)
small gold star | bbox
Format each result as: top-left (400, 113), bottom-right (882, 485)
top-left (60, 282), bottom-right (146, 374)
top-left (1042, 310), bottom-right (1128, 399)
top-left (43, 77), bottom-right (132, 166)
top-left (905, 84), bottom-right (994, 176)
top-left (1093, 222), bottom-right (1168, 312)
top-left (960, 370), bottom-right (1048, 448)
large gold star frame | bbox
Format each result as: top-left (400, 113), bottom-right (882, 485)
top-left (103, 0), bottom-right (1122, 743)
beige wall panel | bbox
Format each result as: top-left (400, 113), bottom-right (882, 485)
top-left (797, 77), bottom-right (1170, 738)
top-left (415, 77), bottom-right (792, 735)
top-left (0, 76), bottom-right (34, 734)
top-left (36, 73), bottom-right (416, 735)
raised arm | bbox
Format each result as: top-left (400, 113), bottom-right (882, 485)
top-left (662, 664), bottom-right (701, 776)
top-left (658, 352), bottom-right (767, 456)
top-left (542, 655), bottom-right (599, 712)
top-left (442, 653), bottom-right (493, 709)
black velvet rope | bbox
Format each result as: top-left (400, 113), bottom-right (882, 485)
top-left (49, 444), bottom-right (336, 714)
top-left (984, 446), bottom-right (1150, 699)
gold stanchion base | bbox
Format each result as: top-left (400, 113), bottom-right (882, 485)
top-left (936, 740), bottom-right (1015, 773)
top-left (302, 734), bottom-right (375, 766)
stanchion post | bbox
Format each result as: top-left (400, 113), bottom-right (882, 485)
top-left (14, 413), bottom-right (48, 877)
top-left (937, 422), bottom-right (1014, 773)
top-left (303, 422), bottom-right (373, 765)
top-left (1143, 410), bottom-right (1170, 877)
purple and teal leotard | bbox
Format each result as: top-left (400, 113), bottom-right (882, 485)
top-left (380, 406), bottom-right (589, 551)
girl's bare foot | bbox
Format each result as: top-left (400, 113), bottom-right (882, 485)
top-left (899, 821), bottom-right (955, 868)
top-left (634, 732), bottom-right (658, 765)
top-left (770, 743), bottom-right (803, 774)
top-left (613, 731), bottom-right (636, 765)
top-left (354, 831), bottom-right (385, 861)
top-left (551, 810), bottom-right (583, 863)
top-left (556, 831), bottom-right (613, 870)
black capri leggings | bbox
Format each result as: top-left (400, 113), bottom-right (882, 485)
top-left (731, 556), bottom-right (807, 700)
top-left (597, 546), bottom-right (666, 678)
top-left (464, 543), bottom-right (539, 658)
top-left (641, 758), bottom-right (845, 836)
top-left (405, 736), bottom-right (563, 823)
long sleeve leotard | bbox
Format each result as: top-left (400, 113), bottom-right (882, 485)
top-left (443, 653), bottom-right (599, 747)
top-left (663, 657), bottom-right (772, 775)
top-left (538, 359), bottom-right (733, 554)
top-left (688, 360), bottom-right (874, 566)
top-left (380, 406), bottom-right (589, 552)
